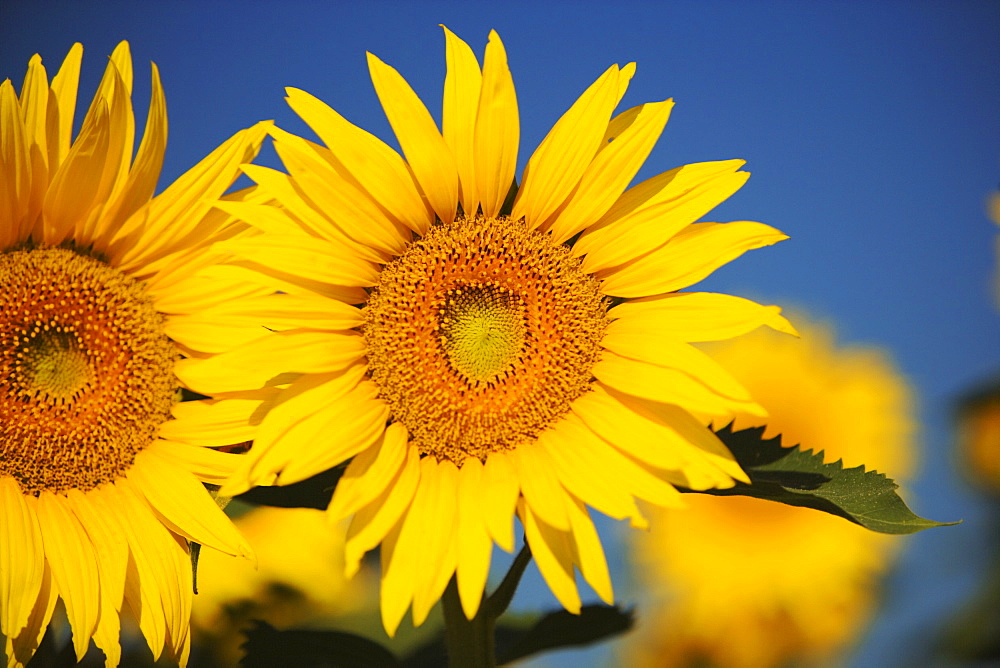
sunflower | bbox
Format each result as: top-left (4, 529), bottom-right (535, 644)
top-left (626, 317), bottom-right (917, 668)
top-left (186, 27), bottom-right (794, 634)
top-left (191, 506), bottom-right (377, 665)
top-left (0, 43), bottom-right (270, 666)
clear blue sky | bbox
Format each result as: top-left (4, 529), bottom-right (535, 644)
top-left (3, 1), bottom-right (998, 666)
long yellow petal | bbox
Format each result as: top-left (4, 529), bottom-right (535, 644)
top-left (36, 492), bottom-right (100, 660)
top-left (343, 448), bottom-right (421, 578)
top-left (519, 501), bottom-right (581, 614)
top-left (546, 99), bottom-right (673, 244)
top-left (285, 86), bottom-right (433, 235)
top-left (100, 482), bottom-right (166, 659)
top-left (16, 54), bottom-right (48, 234)
top-left (479, 452), bottom-right (519, 552)
top-left (174, 330), bottom-right (366, 395)
top-left (538, 424), bottom-right (647, 527)
top-left (512, 64), bottom-right (621, 229)
top-left (441, 25), bottom-right (482, 212)
top-left (269, 125), bottom-right (408, 255)
top-left (152, 440), bottom-right (246, 485)
top-left (160, 395), bottom-right (264, 447)
top-left (66, 487), bottom-right (128, 613)
top-left (367, 52), bottom-right (459, 225)
top-left (213, 230), bottom-right (380, 288)
top-left (128, 449), bottom-right (254, 559)
top-left (4, 563), bottom-right (56, 668)
top-left (0, 477), bottom-right (44, 640)
top-left (455, 459), bottom-right (492, 620)
top-left (0, 81), bottom-right (31, 248)
top-left (275, 384), bottom-right (389, 486)
top-left (602, 330), bottom-right (756, 403)
top-left (327, 422), bottom-right (409, 522)
top-left (575, 160), bottom-right (748, 272)
top-left (47, 43), bottom-right (82, 168)
top-left (475, 30), bottom-right (519, 217)
top-left (412, 460), bottom-right (459, 626)
top-left (599, 220), bottom-right (788, 297)
top-left (608, 291), bottom-right (799, 342)
top-left (514, 441), bottom-right (571, 531)
top-left (565, 497), bottom-right (613, 605)
top-left (594, 349), bottom-right (754, 417)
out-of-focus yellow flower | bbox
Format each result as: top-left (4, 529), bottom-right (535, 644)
top-left (626, 317), bottom-right (917, 668)
top-left (191, 506), bottom-right (377, 666)
top-left (958, 380), bottom-right (1000, 494)
top-left (179, 26), bottom-right (794, 635)
top-left (0, 43), bottom-right (267, 666)
top-left (990, 192), bottom-right (1000, 307)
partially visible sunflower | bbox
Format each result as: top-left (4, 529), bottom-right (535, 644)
top-left (182, 28), bottom-right (794, 634)
top-left (626, 317), bottom-right (917, 668)
top-left (191, 506), bottom-right (377, 666)
top-left (1, 43), bottom-right (270, 666)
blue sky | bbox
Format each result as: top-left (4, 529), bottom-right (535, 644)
top-left (3, 1), bottom-right (999, 665)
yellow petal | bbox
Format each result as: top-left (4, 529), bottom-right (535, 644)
top-left (599, 221), bottom-right (788, 297)
top-left (285, 86), bottom-right (433, 235)
top-left (16, 54), bottom-right (48, 232)
top-left (174, 330), bottom-right (366, 395)
top-left (475, 30), bottom-right (519, 217)
top-left (66, 487), bottom-right (128, 613)
top-left (455, 459), bottom-right (492, 620)
top-left (412, 460), bottom-right (460, 625)
top-left (602, 328), bottom-right (756, 403)
top-left (514, 441), bottom-right (571, 531)
top-left (47, 43), bottom-right (83, 168)
top-left (480, 452), bottom-right (519, 552)
top-left (565, 497), bottom-right (613, 605)
top-left (575, 160), bottom-right (749, 272)
top-left (4, 564), bottom-right (56, 668)
top-left (608, 291), bottom-right (799, 342)
top-left (594, 348), bottom-right (757, 418)
top-left (128, 448), bottom-right (254, 560)
top-left (558, 413), bottom-right (684, 508)
top-left (213, 224), bottom-right (380, 288)
top-left (0, 81), bottom-right (31, 249)
top-left (512, 64), bottom-right (621, 229)
top-left (344, 448), bottom-right (421, 579)
top-left (0, 477), bottom-right (44, 639)
top-left (36, 492), bottom-right (100, 660)
top-left (519, 501), bottom-right (581, 614)
top-left (269, 125), bottom-right (408, 255)
top-left (275, 383), bottom-right (389, 486)
top-left (160, 395), bottom-right (264, 447)
top-left (537, 424), bottom-right (646, 526)
top-left (441, 25), bottom-right (483, 212)
top-left (328, 422), bottom-right (409, 522)
top-left (152, 440), bottom-right (246, 485)
top-left (367, 51), bottom-right (458, 225)
top-left (546, 99), bottom-right (673, 244)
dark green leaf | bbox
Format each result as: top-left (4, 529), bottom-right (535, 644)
top-left (234, 466), bottom-right (344, 510)
top-left (684, 425), bottom-right (958, 534)
top-left (495, 605), bottom-right (634, 664)
top-left (241, 620), bottom-right (401, 668)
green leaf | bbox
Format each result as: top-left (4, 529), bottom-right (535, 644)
top-left (241, 620), bottom-right (401, 668)
top-left (684, 425), bottom-right (958, 534)
top-left (495, 605), bottom-right (634, 664)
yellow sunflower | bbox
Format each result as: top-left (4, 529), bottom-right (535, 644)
top-left (626, 317), bottom-right (917, 668)
top-left (191, 506), bottom-right (377, 665)
top-left (184, 27), bottom-right (794, 634)
top-left (1, 43), bottom-right (270, 666)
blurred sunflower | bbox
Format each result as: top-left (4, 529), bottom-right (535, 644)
top-left (1, 43), bottom-right (269, 666)
top-left (191, 506), bottom-right (377, 666)
top-left (627, 317), bottom-right (917, 668)
top-left (185, 27), bottom-right (794, 634)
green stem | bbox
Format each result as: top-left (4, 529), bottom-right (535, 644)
top-left (442, 577), bottom-right (495, 668)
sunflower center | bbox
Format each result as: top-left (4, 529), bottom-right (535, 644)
top-left (438, 283), bottom-right (527, 382)
top-left (363, 215), bottom-right (609, 465)
top-left (0, 247), bottom-right (177, 495)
